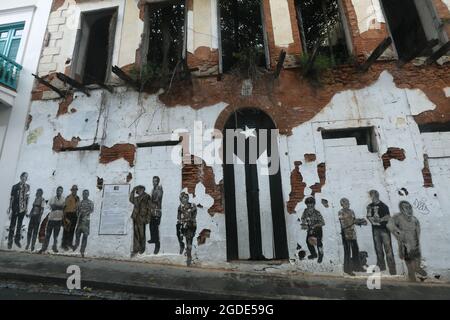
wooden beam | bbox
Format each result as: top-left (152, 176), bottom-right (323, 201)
top-left (398, 39), bottom-right (439, 68)
top-left (112, 65), bottom-right (140, 90)
top-left (303, 41), bottom-right (320, 77)
top-left (274, 50), bottom-right (286, 79)
top-left (360, 37), bottom-right (392, 72)
top-left (85, 75), bottom-right (114, 93)
top-left (56, 73), bottom-right (91, 97)
top-left (32, 73), bottom-right (67, 98)
top-left (425, 41), bottom-right (450, 65)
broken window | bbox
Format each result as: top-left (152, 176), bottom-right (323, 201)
top-left (322, 127), bottom-right (378, 153)
top-left (72, 8), bottom-right (118, 85)
top-left (295, 0), bottom-right (350, 65)
top-left (380, 0), bottom-right (447, 62)
top-left (143, 0), bottom-right (186, 86)
top-left (219, 0), bottom-right (268, 74)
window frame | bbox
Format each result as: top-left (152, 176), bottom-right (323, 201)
top-left (71, 7), bottom-right (119, 84)
top-left (378, 0), bottom-right (448, 61)
top-left (0, 22), bottom-right (25, 61)
top-left (141, 0), bottom-right (188, 74)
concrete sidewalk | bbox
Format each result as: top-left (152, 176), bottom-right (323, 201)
top-left (1, 250), bottom-right (450, 300)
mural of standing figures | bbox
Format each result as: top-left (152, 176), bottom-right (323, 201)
top-left (148, 176), bottom-right (163, 255)
top-left (26, 189), bottom-right (45, 252)
top-left (338, 198), bottom-right (367, 276)
top-left (62, 185), bottom-right (80, 251)
top-left (366, 190), bottom-right (396, 275)
top-left (7, 172), bottom-right (30, 249)
top-left (73, 189), bottom-right (94, 258)
top-left (39, 186), bottom-right (65, 253)
top-left (301, 197), bottom-right (325, 263)
top-left (387, 201), bottom-right (427, 282)
top-left (129, 185), bottom-right (151, 257)
top-left (177, 192), bottom-right (197, 266)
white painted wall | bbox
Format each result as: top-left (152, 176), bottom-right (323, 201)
top-left (0, 0), bottom-right (52, 242)
top-left (4, 70), bottom-right (450, 281)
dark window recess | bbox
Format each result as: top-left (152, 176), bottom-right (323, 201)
top-left (295, 0), bottom-right (349, 65)
top-left (73, 8), bottom-right (117, 85)
top-left (380, 0), bottom-right (437, 61)
top-left (380, 0), bottom-right (449, 65)
top-left (419, 121), bottom-right (450, 133)
top-left (322, 127), bottom-right (378, 153)
top-left (219, 0), bottom-right (268, 73)
top-left (146, 1), bottom-right (186, 86)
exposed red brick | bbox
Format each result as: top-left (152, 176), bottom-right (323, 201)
top-left (99, 144), bottom-right (136, 167)
top-left (422, 154), bottom-right (434, 188)
top-left (182, 155), bottom-right (224, 215)
top-left (310, 163), bottom-right (326, 195)
top-left (382, 147), bottom-right (406, 169)
top-left (51, 0), bottom-right (65, 12)
top-left (157, 62), bottom-right (450, 136)
top-left (340, 0), bottom-right (390, 59)
top-left (53, 133), bottom-right (81, 152)
top-left (197, 229), bottom-right (211, 246)
top-left (187, 47), bottom-right (219, 74)
top-left (434, 0), bottom-right (450, 38)
top-left (57, 93), bottom-right (74, 117)
top-left (286, 161), bottom-right (307, 214)
top-left (304, 153), bottom-right (316, 162)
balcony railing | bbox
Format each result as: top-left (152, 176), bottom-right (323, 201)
top-left (0, 53), bottom-right (22, 91)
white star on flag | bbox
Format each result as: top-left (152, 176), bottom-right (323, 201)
top-left (240, 126), bottom-right (256, 139)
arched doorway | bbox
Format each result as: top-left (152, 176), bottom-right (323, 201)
top-left (223, 108), bottom-right (289, 261)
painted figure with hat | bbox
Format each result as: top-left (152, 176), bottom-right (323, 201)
top-left (301, 197), bottom-right (325, 263)
top-left (62, 185), bottom-right (80, 251)
top-left (129, 185), bottom-right (152, 257)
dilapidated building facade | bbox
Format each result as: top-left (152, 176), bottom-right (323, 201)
top-left (1, 0), bottom-right (450, 281)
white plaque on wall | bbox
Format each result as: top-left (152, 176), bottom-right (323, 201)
top-left (99, 184), bottom-right (130, 235)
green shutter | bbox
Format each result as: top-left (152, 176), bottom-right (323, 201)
top-left (0, 22), bottom-right (25, 62)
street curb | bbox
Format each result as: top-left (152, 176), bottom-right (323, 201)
top-left (0, 271), bottom-right (299, 300)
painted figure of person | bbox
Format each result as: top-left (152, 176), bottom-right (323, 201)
top-left (366, 190), bottom-right (396, 275)
top-left (39, 186), bottom-right (65, 253)
top-left (62, 185), bottom-right (80, 250)
top-left (148, 176), bottom-right (163, 255)
top-left (73, 189), bottom-right (94, 258)
top-left (129, 185), bottom-right (151, 257)
top-left (387, 201), bottom-right (427, 282)
top-left (7, 172), bottom-right (30, 249)
top-left (26, 189), bottom-right (46, 252)
top-left (300, 197), bottom-right (325, 263)
top-left (177, 192), bottom-right (197, 266)
top-left (338, 198), bottom-right (367, 275)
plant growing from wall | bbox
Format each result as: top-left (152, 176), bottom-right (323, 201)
top-left (231, 46), bottom-right (266, 80)
top-left (299, 53), bottom-right (333, 81)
